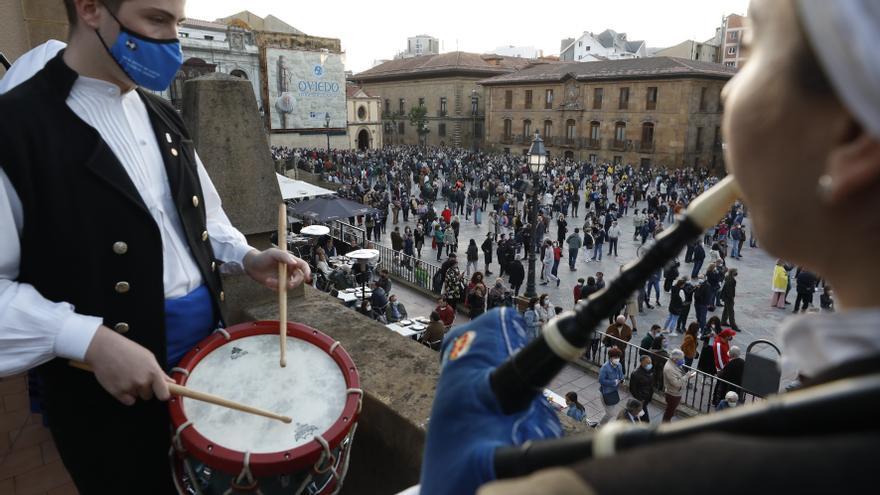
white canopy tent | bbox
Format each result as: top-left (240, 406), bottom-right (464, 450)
top-left (276, 174), bottom-right (336, 201)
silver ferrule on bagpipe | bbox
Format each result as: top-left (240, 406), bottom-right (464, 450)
top-left (487, 176), bottom-right (742, 470)
top-left (495, 372), bottom-right (880, 478)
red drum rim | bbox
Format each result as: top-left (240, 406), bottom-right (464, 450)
top-left (168, 321), bottom-right (361, 477)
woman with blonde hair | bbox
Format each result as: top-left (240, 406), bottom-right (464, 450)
top-left (771, 259), bottom-right (788, 308)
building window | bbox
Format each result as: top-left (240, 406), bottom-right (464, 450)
top-left (357, 106), bottom-right (367, 120)
top-left (384, 99), bottom-right (390, 114)
top-left (646, 87), bottom-right (658, 111)
top-left (728, 31), bottom-right (739, 42)
top-left (523, 119), bottom-right (532, 137)
top-left (418, 97), bottom-right (425, 108)
top-left (384, 123), bottom-right (392, 133)
top-left (725, 62), bottom-right (736, 68)
top-left (204, 35), bottom-right (214, 41)
top-left (585, 46), bottom-right (591, 52)
top-left (505, 90), bottom-right (513, 110)
top-left (399, 98), bottom-right (405, 114)
top-left (565, 119), bottom-right (576, 143)
top-left (699, 87), bottom-right (708, 111)
top-left (545, 89), bottom-right (554, 109)
top-left (440, 97), bottom-right (447, 115)
top-left (727, 46), bottom-right (737, 55)
top-left (593, 88), bottom-right (603, 110)
top-left (578, 41), bottom-right (582, 47)
top-left (399, 122), bottom-right (405, 135)
top-left (543, 120), bottom-right (553, 139)
top-left (696, 126), bottom-right (704, 151)
top-left (439, 123), bottom-right (447, 137)
top-left (525, 90), bottom-right (533, 109)
top-left (619, 87), bottom-right (630, 110)
top-left (503, 119), bottom-right (513, 139)
top-left (614, 122), bottom-right (626, 146)
top-left (180, 32), bottom-right (190, 38)
top-left (641, 123), bottom-right (655, 149)
top-left (590, 121), bottom-right (600, 141)
top-left (474, 122), bottom-right (483, 138)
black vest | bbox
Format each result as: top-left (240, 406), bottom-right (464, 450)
top-left (0, 51), bottom-right (226, 363)
top-left (0, 52), bottom-right (226, 491)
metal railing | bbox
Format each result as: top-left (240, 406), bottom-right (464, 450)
top-left (579, 330), bottom-right (763, 414)
top-left (366, 240), bottom-right (443, 294)
top-left (327, 220), bottom-right (445, 295)
top-left (329, 219), bottom-right (367, 249)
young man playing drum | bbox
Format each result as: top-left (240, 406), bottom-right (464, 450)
top-left (0, 0), bottom-right (310, 492)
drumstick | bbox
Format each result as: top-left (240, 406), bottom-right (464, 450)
top-left (278, 203), bottom-right (288, 368)
top-left (69, 361), bottom-right (292, 424)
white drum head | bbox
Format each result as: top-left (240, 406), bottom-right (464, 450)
top-left (301, 225), bottom-right (330, 236)
top-left (183, 334), bottom-right (346, 454)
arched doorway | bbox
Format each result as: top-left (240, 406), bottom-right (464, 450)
top-left (564, 150), bottom-right (574, 159)
top-left (357, 129), bottom-right (370, 150)
top-left (230, 69), bottom-right (248, 79)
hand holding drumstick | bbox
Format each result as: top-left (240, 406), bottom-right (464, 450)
top-left (70, 360), bottom-right (292, 424)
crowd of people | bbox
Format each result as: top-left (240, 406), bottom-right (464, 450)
top-left (277, 144), bottom-right (835, 423)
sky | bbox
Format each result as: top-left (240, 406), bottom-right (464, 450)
top-left (185, 0), bottom-right (750, 73)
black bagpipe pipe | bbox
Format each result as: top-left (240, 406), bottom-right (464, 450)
top-left (488, 176), bottom-right (743, 472)
top-left (495, 372), bottom-right (880, 478)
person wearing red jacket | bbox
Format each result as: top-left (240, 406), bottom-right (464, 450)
top-left (713, 328), bottom-right (736, 371)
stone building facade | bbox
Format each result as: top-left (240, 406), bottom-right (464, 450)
top-left (346, 85), bottom-right (384, 150)
top-left (350, 52), bottom-right (533, 149)
top-left (479, 57), bottom-right (735, 171)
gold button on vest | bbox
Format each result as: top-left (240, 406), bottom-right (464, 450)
top-left (115, 281), bottom-right (130, 294)
top-left (201, 230), bottom-right (208, 241)
top-left (112, 241), bottom-right (128, 255)
top-left (114, 322), bottom-right (130, 334)
top-left (192, 195), bottom-right (199, 208)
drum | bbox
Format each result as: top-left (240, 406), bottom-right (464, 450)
top-left (169, 321), bottom-right (362, 494)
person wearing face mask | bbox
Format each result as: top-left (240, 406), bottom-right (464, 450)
top-left (536, 293), bottom-right (553, 327)
top-left (629, 355), bottom-right (655, 423)
top-left (0, 1), bottom-right (311, 491)
top-left (715, 391), bottom-right (741, 412)
top-left (712, 346), bottom-right (745, 407)
top-left (617, 399), bottom-right (645, 424)
top-left (598, 348), bottom-right (625, 425)
top-left (663, 349), bottom-right (696, 422)
top-left (385, 293), bottom-right (409, 323)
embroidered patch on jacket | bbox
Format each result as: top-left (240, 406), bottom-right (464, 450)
top-left (449, 331), bottom-right (476, 361)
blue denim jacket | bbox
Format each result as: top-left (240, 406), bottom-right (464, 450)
top-left (598, 361), bottom-right (625, 395)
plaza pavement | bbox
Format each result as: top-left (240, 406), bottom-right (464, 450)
top-left (368, 186), bottom-right (802, 420)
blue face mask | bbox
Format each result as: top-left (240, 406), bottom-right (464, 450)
top-left (644, 363), bottom-right (653, 371)
top-left (676, 359), bottom-right (685, 366)
top-left (96, 10), bottom-right (183, 91)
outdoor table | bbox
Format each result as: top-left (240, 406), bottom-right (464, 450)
top-left (386, 320), bottom-right (427, 340)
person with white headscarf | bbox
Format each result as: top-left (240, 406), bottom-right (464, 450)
top-left (478, 1), bottom-right (880, 493)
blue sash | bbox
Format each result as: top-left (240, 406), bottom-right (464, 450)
top-left (165, 285), bottom-right (217, 368)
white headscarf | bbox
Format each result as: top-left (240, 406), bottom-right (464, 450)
top-left (799, 0), bottom-right (880, 138)
top-left (0, 40), bottom-right (66, 95)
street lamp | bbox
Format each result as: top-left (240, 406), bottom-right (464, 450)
top-left (524, 131), bottom-right (547, 299)
top-left (471, 89), bottom-right (479, 151)
top-left (324, 112), bottom-right (331, 153)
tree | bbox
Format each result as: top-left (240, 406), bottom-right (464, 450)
top-left (408, 106), bottom-right (430, 147)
